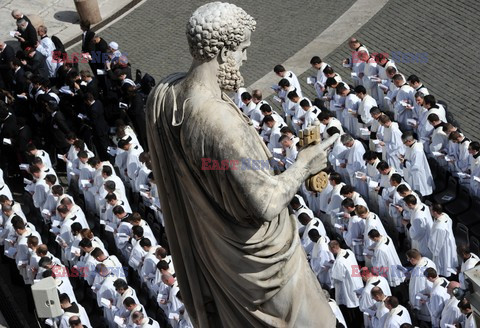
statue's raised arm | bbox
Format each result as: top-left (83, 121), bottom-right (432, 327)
top-left (146, 2), bottom-right (337, 327)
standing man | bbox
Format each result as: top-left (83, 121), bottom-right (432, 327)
top-left (428, 204), bottom-right (457, 278)
top-left (354, 86), bottom-right (376, 140)
top-left (402, 195), bottom-right (433, 258)
top-left (400, 132), bottom-right (434, 197)
top-left (329, 240), bottom-right (363, 328)
top-left (423, 268), bottom-right (449, 328)
top-left (341, 134), bottom-right (368, 199)
top-left (368, 229), bottom-right (404, 288)
top-left (15, 19), bottom-right (37, 50)
top-left (273, 64), bottom-right (302, 97)
top-left (0, 42), bottom-right (15, 90)
top-left (378, 114), bottom-right (404, 173)
top-left (309, 56), bottom-right (329, 97)
top-left (343, 37), bottom-right (369, 87)
top-left (392, 74), bottom-right (415, 131)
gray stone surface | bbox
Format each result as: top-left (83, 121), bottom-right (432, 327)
top-left (0, 0), bottom-right (132, 45)
top-left (70, 0), bottom-right (356, 86)
top-left (294, 0), bottom-right (480, 140)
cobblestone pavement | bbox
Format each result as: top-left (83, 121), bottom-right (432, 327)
top-left (70, 0), bottom-right (356, 85)
top-left (0, 0), bottom-right (132, 46)
top-left (295, 0), bottom-right (480, 140)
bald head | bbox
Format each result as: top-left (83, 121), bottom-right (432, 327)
top-left (447, 281), bottom-right (460, 296)
top-left (11, 9), bottom-right (22, 19)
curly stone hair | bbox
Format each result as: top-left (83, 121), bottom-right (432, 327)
top-left (186, 2), bottom-right (256, 61)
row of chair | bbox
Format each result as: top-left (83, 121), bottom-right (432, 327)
top-left (426, 158), bottom-right (480, 254)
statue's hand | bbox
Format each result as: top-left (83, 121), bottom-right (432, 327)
top-left (297, 134), bottom-right (339, 176)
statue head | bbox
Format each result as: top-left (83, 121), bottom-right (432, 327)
top-left (186, 2), bottom-right (256, 91)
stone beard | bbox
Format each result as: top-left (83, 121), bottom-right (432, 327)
top-left (217, 55), bottom-right (244, 92)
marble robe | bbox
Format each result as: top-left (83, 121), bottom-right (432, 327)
top-left (146, 74), bottom-right (336, 327)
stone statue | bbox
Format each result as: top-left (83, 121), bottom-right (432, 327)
top-left (146, 2), bottom-right (338, 327)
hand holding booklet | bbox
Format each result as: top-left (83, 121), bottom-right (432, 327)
top-left (306, 76), bottom-right (316, 85)
top-left (355, 171), bottom-right (366, 179)
top-left (100, 298), bottom-right (111, 307)
top-left (114, 316), bottom-right (125, 327)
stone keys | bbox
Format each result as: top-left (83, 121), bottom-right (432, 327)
top-left (298, 120), bottom-right (329, 193)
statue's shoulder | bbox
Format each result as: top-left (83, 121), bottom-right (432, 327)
top-left (158, 72), bottom-right (187, 86)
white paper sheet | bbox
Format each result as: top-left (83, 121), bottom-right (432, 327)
top-left (407, 118), bottom-right (417, 126)
top-left (19, 164), bottom-right (29, 171)
top-left (355, 171), bottom-right (366, 179)
top-left (114, 316), bottom-right (125, 326)
top-left (360, 128), bottom-right (370, 136)
top-left (100, 298), bottom-right (111, 307)
top-left (70, 246), bottom-right (81, 255)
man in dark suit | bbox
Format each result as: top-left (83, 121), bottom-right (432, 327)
top-left (125, 86), bottom-right (147, 151)
top-left (79, 70), bottom-right (100, 99)
top-left (21, 48), bottom-right (49, 79)
top-left (84, 92), bottom-right (109, 160)
top-left (90, 35), bottom-right (109, 91)
top-left (40, 95), bottom-right (71, 155)
top-left (15, 117), bottom-right (33, 163)
top-left (16, 19), bottom-right (37, 50)
top-left (0, 103), bottom-right (18, 177)
top-left (80, 20), bottom-right (95, 54)
top-left (0, 42), bottom-right (15, 90)
top-left (12, 59), bottom-right (27, 93)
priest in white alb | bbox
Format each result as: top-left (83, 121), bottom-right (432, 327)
top-left (440, 281), bottom-right (463, 328)
top-left (400, 132), bottom-right (434, 197)
top-left (405, 249), bottom-right (436, 323)
top-left (368, 229), bottom-right (405, 288)
top-left (423, 268), bottom-right (449, 327)
top-left (308, 229), bottom-right (333, 289)
top-left (329, 240), bottom-right (363, 327)
top-left (402, 195), bottom-right (433, 259)
top-left (428, 204), bottom-right (458, 278)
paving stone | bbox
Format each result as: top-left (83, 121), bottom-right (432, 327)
top-left (69, 0), bottom-right (356, 86)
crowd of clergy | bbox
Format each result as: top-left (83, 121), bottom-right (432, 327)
top-left (0, 10), bottom-right (191, 328)
top-left (233, 37), bottom-right (480, 328)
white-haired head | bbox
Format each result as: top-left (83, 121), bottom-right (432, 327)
top-left (186, 2), bottom-right (256, 61)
